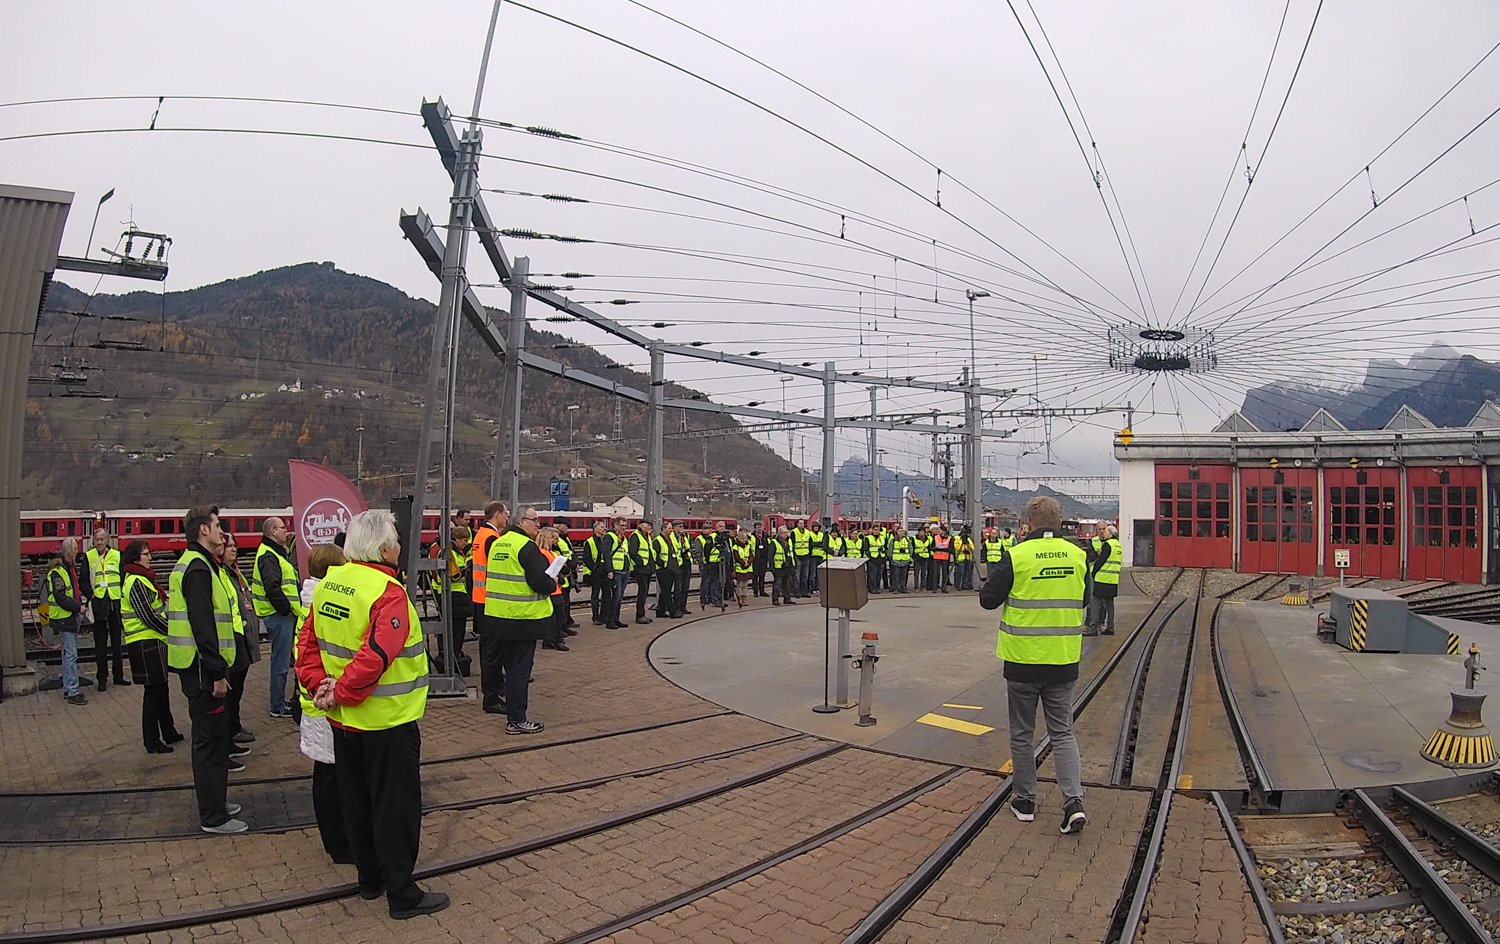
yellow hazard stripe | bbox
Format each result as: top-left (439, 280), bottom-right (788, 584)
top-left (1448, 634), bottom-right (1461, 655)
top-left (916, 712), bottom-right (995, 736)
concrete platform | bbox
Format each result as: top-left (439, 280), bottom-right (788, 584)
top-left (649, 592), bottom-right (1159, 771)
top-left (1215, 599), bottom-right (1500, 810)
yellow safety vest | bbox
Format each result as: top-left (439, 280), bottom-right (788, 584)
top-left (983, 539), bottom-right (1007, 563)
top-left (826, 535), bottom-right (844, 556)
top-left (792, 527), bottom-right (811, 556)
top-left (955, 537), bottom-right (973, 562)
top-left (913, 535), bottom-right (932, 558)
top-left (890, 537), bottom-right (911, 562)
top-left (1096, 538), bottom-right (1122, 586)
top-left (43, 562), bottom-right (77, 622)
top-left (611, 532), bottom-right (630, 571)
top-left (251, 543), bottom-right (305, 619)
top-left (485, 531), bottom-right (552, 621)
top-left (997, 536), bottom-right (1086, 666)
top-left (167, 549), bottom-right (241, 671)
top-left (121, 571), bottom-right (167, 644)
top-left (810, 532), bottom-right (827, 559)
top-left (86, 546), bottom-right (121, 600)
top-left (734, 544), bottom-right (753, 573)
top-left (311, 562), bottom-right (428, 729)
top-left (866, 536), bottom-right (885, 559)
top-left (771, 538), bottom-right (791, 569)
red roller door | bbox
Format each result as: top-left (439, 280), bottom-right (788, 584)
top-left (1153, 464), bottom-right (1232, 569)
top-left (1325, 467), bottom-right (1400, 579)
top-left (1241, 467), bottom-right (1317, 576)
top-left (1408, 466), bottom-right (1481, 584)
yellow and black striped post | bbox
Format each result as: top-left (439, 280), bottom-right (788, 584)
top-left (1348, 599), bottom-right (1369, 652)
top-left (1422, 691), bottom-right (1497, 770)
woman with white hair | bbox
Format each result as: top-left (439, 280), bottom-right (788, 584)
top-left (294, 509), bottom-right (448, 920)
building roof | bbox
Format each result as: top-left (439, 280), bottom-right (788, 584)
top-left (1383, 404), bottom-right (1436, 430)
top-left (1299, 408), bottom-right (1348, 433)
top-left (1469, 400), bottom-right (1500, 429)
top-left (1212, 411), bottom-right (1261, 434)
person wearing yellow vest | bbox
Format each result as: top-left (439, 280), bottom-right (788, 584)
top-left (552, 521), bottom-right (581, 633)
top-left (751, 525), bottom-right (770, 598)
top-left (296, 509), bottom-right (447, 919)
top-left (606, 517), bottom-right (633, 628)
top-left (251, 517), bottom-right (302, 719)
top-left (85, 528), bottom-right (128, 690)
top-left (625, 520), bottom-right (657, 625)
top-left (770, 525), bottom-right (796, 605)
top-left (953, 529), bottom-right (974, 591)
top-left (45, 538), bottom-right (88, 705)
top-left (864, 528), bottom-right (886, 595)
top-left (791, 520), bottom-right (814, 597)
top-left (581, 519), bottom-right (619, 628)
top-left (472, 502), bottom-right (510, 715)
top-left (121, 539), bottom-right (183, 752)
top-left (1087, 525), bottom-right (1123, 636)
top-left (888, 527), bottom-right (912, 593)
top-left (296, 542), bottom-right (353, 865)
top-left (426, 524), bottom-right (473, 675)
top-left (482, 506), bottom-right (556, 737)
top-left (982, 528), bottom-right (1009, 584)
top-left (651, 522), bottom-right (678, 621)
top-left (168, 506), bottom-right (247, 835)
top-left (538, 527), bottom-right (571, 651)
top-left (670, 522), bottom-right (694, 616)
top-left (807, 521), bottom-right (827, 595)
top-left (219, 540), bottom-right (262, 765)
top-left (911, 526), bottom-right (933, 592)
top-left (980, 496), bottom-right (1089, 835)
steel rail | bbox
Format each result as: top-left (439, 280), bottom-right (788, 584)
top-left (554, 766), bottom-right (968, 944)
top-left (1391, 785), bottom-right (1500, 886)
top-left (1217, 571), bottom-right (1274, 600)
top-left (1211, 601), bottom-right (1277, 801)
top-left (0, 742), bottom-right (847, 944)
top-left (0, 709), bottom-right (734, 798)
top-left (1116, 575), bottom-right (1212, 944)
top-left (1211, 791), bottom-right (1288, 944)
top-left (1349, 788), bottom-right (1492, 944)
top-left (838, 568), bottom-right (1186, 944)
top-left (1109, 595), bottom-right (1184, 785)
top-left (1251, 574), bottom-right (1292, 602)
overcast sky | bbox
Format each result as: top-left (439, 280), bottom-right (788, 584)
top-left (6, 1), bottom-right (1499, 482)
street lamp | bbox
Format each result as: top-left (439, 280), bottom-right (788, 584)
top-left (965, 288), bottom-right (990, 388)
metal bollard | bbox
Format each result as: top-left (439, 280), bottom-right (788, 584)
top-left (852, 632), bottom-right (880, 727)
top-left (1466, 643), bottom-right (1485, 690)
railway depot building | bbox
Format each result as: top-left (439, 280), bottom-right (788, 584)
top-left (1116, 402), bottom-right (1500, 583)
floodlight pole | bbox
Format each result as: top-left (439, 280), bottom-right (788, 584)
top-left (822, 362), bottom-right (836, 522)
top-left (497, 256), bottom-right (529, 508)
top-left (646, 341), bottom-right (664, 521)
top-left (868, 387), bottom-right (879, 520)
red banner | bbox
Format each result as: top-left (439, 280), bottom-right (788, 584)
top-left (289, 460), bottom-right (367, 576)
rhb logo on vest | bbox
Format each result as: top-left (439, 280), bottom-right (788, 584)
top-left (319, 601), bottom-right (350, 620)
top-left (1037, 566), bottom-right (1076, 579)
top-left (301, 498), bottom-right (354, 548)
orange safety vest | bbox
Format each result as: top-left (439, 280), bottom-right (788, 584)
top-left (933, 536), bottom-right (951, 561)
top-left (472, 523), bottom-right (501, 606)
top-left (540, 548), bottom-right (563, 597)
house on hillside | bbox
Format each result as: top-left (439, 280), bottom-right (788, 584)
top-left (591, 490), bottom-right (690, 520)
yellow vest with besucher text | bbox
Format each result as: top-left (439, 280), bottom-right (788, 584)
top-left (121, 571), bottom-right (167, 644)
top-left (251, 543), bottom-right (305, 620)
top-left (997, 535), bottom-right (1086, 666)
top-left (485, 531), bottom-right (553, 621)
top-left (167, 549), bottom-right (241, 670)
top-left (1095, 538), bottom-right (1122, 586)
top-left (312, 562), bottom-right (427, 729)
top-left (86, 546), bottom-right (121, 600)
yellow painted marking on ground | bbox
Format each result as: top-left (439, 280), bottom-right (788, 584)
top-left (916, 712), bottom-right (995, 736)
top-left (998, 759), bottom-right (1014, 776)
top-left (1177, 774), bottom-right (1193, 791)
top-left (941, 703), bottom-right (984, 710)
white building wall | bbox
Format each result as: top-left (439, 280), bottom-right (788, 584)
top-left (1117, 458), bottom-right (1156, 567)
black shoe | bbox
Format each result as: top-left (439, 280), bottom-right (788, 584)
top-left (96, 679), bottom-right (107, 693)
top-left (592, 618), bottom-right (605, 626)
top-left (562, 627), bottom-right (578, 636)
top-left (784, 599), bottom-right (797, 605)
top-left (551, 641), bottom-right (570, 651)
top-left (567, 620), bottom-right (580, 629)
top-left (772, 601), bottom-right (781, 606)
top-left (229, 745), bottom-right (251, 758)
top-left (636, 617), bottom-right (653, 625)
top-left (1102, 628), bottom-right (1115, 635)
top-left (359, 883), bottom-right (386, 901)
top-left (164, 731), bottom-right (185, 744)
top-left (1061, 799), bottom-right (1087, 834)
top-left (482, 700), bottom-right (507, 715)
top-left (1011, 797), bottom-right (1036, 822)
top-left (390, 891), bottom-right (450, 920)
top-left (113, 677), bottom-right (132, 686)
top-left (1082, 628), bottom-right (1100, 637)
top-left (228, 759), bottom-right (246, 773)
top-left (146, 743), bottom-right (174, 754)
top-left (233, 730), bottom-right (256, 744)
top-left (65, 693), bottom-right (88, 705)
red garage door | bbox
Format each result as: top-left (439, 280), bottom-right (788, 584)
top-left (1325, 467), bottom-right (1400, 579)
top-left (1408, 466), bottom-right (1481, 584)
top-left (1154, 464), bottom-right (1232, 569)
top-left (1241, 467), bottom-right (1317, 576)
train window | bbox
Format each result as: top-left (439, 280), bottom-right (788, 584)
top-left (143, 520), bottom-right (157, 534)
top-left (1176, 482), bottom-right (1191, 500)
top-left (1196, 482), bottom-right (1211, 500)
top-left (160, 519), bottom-right (175, 532)
top-left (122, 520), bottom-right (134, 534)
top-left (1159, 483), bottom-right (1173, 499)
top-left (67, 521), bottom-right (76, 535)
top-left (237, 519), bottom-right (250, 532)
top-left (21, 522), bottom-right (35, 537)
top-left (253, 519), bottom-right (264, 532)
top-left (1330, 487), bottom-right (1342, 504)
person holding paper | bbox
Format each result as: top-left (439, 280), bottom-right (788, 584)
top-left (537, 527), bottom-right (571, 652)
top-left (482, 506), bottom-right (556, 735)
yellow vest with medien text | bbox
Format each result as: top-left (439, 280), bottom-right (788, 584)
top-left (997, 536), bottom-right (1086, 666)
top-left (121, 571), bottom-right (166, 644)
top-left (86, 546), bottom-right (121, 600)
top-left (312, 562), bottom-right (427, 729)
top-left (485, 531), bottom-right (552, 620)
top-left (167, 549), bottom-right (241, 670)
top-left (251, 543), bottom-right (305, 619)
top-left (1096, 538), bottom-right (1122, 586)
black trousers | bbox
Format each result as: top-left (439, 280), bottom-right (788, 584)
top-left (437, 594), bottom-right (471, 675)
top-left (312, 759), bottom-right (352, 862)
top-left (634, 572), bottom-right (652, 621)
top-left (596, 576), bottom-right (618, 623)
top-left (332, 721), bottom-right (423, 911)
top-left (655, 568), bottom-right (676, 617)
top-left (499, 639), bottom-right (537, 724)
top-left (226, 663), bottom-right (248, 735)
top-left (93, 598), bottom-right (125, 682)
top-left (752, 565), bottom-right (767, 596)
top-left (179, 678), bottom-right (233, 827)
top-left (142, 681), bottom-right (178, 749)
top-left (772, 568), bottom-right (793, 603)
top-left (477, 614), bottom-right (506, 709)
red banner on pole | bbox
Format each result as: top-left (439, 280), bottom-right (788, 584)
top-left (289, 460), bottom-right (367, 576)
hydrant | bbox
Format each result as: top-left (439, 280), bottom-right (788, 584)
top-left (851, 632), bottom-right (880, 727)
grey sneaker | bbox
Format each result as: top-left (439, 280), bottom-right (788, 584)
top-left (1061, 799), bottom-right (1087, 834)
top-left (225, 803), bottom-right (242, 816)
top-left (506, 720), bottom-right (545, 735)
top-left (202, 818), bottom-right (248, 835)
top-left (1011, 797), bottom-right (1036, 822)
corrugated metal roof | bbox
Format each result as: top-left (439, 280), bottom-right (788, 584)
top-left (1, 185), bottom-right (73, 670)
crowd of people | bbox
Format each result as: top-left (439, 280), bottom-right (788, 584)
top-left (34, 497), bottom-right (1123, 915)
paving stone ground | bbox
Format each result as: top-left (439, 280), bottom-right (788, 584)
top-left (1138, 798), bottom-right (1273, 944)
top-left (0, 591), bottom-right (1276, 943)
